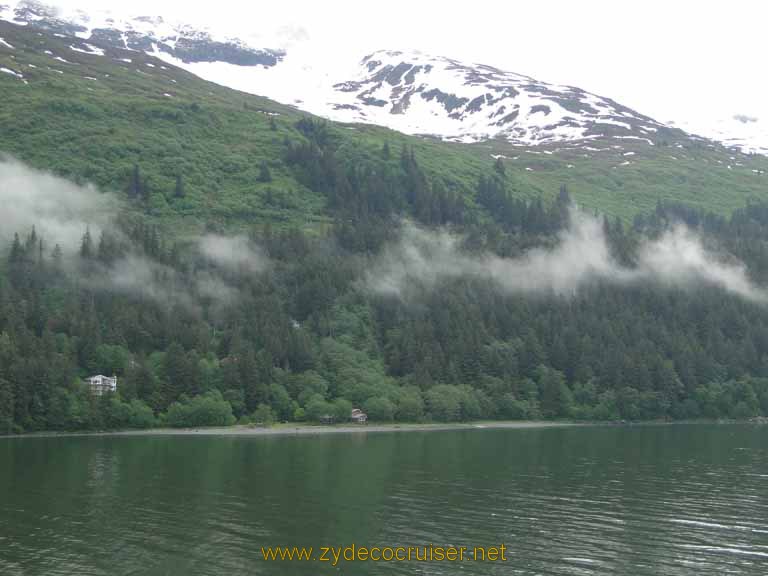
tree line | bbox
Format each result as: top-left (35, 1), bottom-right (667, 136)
top-left (3, 122), bottom-right (768, 432)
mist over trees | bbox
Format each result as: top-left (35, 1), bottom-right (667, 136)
top-left (3, 198), bottom-right (768, 432)
top-left (3, 125), bottom-right (768, 433)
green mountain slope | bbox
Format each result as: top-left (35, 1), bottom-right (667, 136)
top-left (1, 19), bottom-right (767, 229)
top-left (0, 20), bottom-right (488, 233)
top-left (5, 21), bottom-right (768, 434)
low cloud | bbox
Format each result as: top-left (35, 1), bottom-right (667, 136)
top-left (366, 208), bottom-right (768, 304)
top-left (97, 255), bottom-right (197, 310)
top-left (0, 157), bottom-right (119, 250)
top-left (85, 254), bottom-right (246, 312)
top-left (366, 210), bottom-right (628, 298)
top-left (198, 234), bottom-right (268, 274)
top-left (0, 158), bottom-right (267, 310)
top-left (637, 226), bottom-right (766, 303)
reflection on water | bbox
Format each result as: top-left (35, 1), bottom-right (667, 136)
top-left (1, 424), bottom-right (767, 575)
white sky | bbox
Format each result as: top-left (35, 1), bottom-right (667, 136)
top-left (49, 0), bottom-right (767, 128)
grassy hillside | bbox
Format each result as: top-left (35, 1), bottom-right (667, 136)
top-left (1, 19), bottom-right (767, 230)
top-left (475, 138), bottom-right (768, 219)
top-left (0, 20), bottom-right (490, 233)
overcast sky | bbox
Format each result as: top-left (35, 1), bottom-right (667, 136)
top-left (52, 0), bottom-right (766, 129)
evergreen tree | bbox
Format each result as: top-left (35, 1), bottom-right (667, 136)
top-left (128, 164), bottom-right (142, 199)
top-left (79, 228), bottom-right (94, 259)
top-left (8, 233), bottom-right (23, 264)
top-left (494, 156), bottom-right (506, 176)
top-left (51, 244), bottom-right (63, 265)
top-left (259, 161), bottom-right (272, 183)
top-left (174, 174), bottom-right (185, 199)
top-left (141, 176), bottom-right (151, 204)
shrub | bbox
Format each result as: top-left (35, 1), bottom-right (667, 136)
top-left (165, 391), bottom-right (236, 428)
top-left (364, 396), bottom-right (395, 422)
top-left (252, 404), bottom-right (276, 426)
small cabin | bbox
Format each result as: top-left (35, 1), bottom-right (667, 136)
top-left (87, 375), bottom-right (117, 396)
top-left (350, 408), bottom-right (367, 424)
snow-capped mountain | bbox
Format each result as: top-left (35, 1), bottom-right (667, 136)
top-left (2, 0), bottom-right (765, 155)
top-left (0, 0), bottom-right (285, 67)
top-left (145, 44), bottom-right (673, 147)
top-left (309, 50), bottom-right (667, 146)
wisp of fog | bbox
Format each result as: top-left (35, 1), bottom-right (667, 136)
top-left (366, 207), bottom-right (768, 304)
top-left (3, 157), bottom-right (761, 307)
top-left (198, 234), bottom-right (268, 274)
top-left (0, 158), bottom-right (269, 309)
top-left (637, 226), bottom-right (765, 303)
top-left (0, 157), bottom-right (119, 250)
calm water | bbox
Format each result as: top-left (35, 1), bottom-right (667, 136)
top-left (1, 424), bottom-right (767, 575)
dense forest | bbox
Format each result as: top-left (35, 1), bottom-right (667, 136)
top-left (2, 119), bottom-right (768, 434)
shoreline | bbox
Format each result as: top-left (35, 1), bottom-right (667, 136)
top-left (1, 420), bottom-right (584, 440)
top-left (1, 418), bottom-right (761, 440)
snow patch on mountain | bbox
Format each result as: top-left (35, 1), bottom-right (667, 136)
top-left (69, 42), bottom-right (103, 55)
top-left (148, 46), bottom-right (671, 147)
top-left (2, 0), bottom-right (285, 67)
top-left (1, 0), bottom-right (766, 155)
top-left (318, 50), bottom-right (668, 145)
top-left (1, 64), bottom-right (27, 83)
top-left (672, 115), bottom-right (768, 156)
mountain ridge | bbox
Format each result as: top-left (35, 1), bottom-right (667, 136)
top-left (2, 0), bottom-right (765, 155)
top-left (1, 14), bottom-right (768, 228)
top-left (0, 0), bottom-right (285, 67)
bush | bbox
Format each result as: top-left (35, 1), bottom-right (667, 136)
top-left (364, 396), bottom-right (395, 422)
top-left (47, 386), bottom-right (90, 431)
top-left (125, 399), bottom-right (157, 429)
top-left (165, 391), bottom-right (236, 428)
top-left (223, 389), bottom-right (246, 418)
top-left (731, 401), bottom-right (756, 420)
top-left (425, 385), bottom-right (462, 422)
top-left (395, 387), bottom-right (424, 422)
top-left (304, 394), bottom-right (333, 422)
top-left (252, 404), bottom-right (275, 426)
top-left (499, 393), bottom-right (531, 420)
top-left (102, 396), bottom-right (156, 429)
top-left (331, 398), bottom-right (353, 422)
top-left (269, 383), bottom-right (293, 421)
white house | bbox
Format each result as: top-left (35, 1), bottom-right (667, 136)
top-left (87, 375), bottom-right (117, 396)
top-left (350, 408), bottom-right (367, 424)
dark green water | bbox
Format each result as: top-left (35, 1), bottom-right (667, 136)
top-left (1, 424), bottom-right (767, 575)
